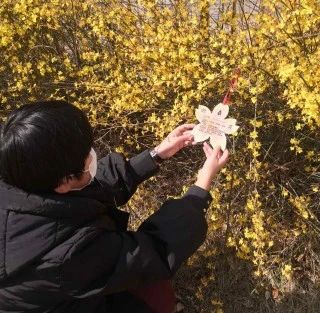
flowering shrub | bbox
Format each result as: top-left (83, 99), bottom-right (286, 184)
top-left (1, 0), bottom-right (319, 310)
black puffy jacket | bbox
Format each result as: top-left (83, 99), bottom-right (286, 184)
top-left (0, 150), bottom-right (211, 312)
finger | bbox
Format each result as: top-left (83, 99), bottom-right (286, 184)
top-left (206, 142), bottom-right (213, 157)
top-left (203, 147), bottom-right (210, 159)
top-left (184, 139), bottom-right (193, 146)
top-left (203, 144), bottom-right (210, 158)
top-left (171, 134), bottom-right (194, 150)
top-left (183, 129), bottom-right (193, 136)
top-left (203, 141), bottom-right (212, 150)
top-left (203, 141), bottom-right (212, 152)
top-left (179, 123), bottom-right (196, 130)
top-left (218, 149), bottom-right (229, 167)
top-left (183, 130), bottom-right (195, 143)
top-left (175, 133), bottom-right (194, 143)
top-left (205, 142), bottom-right (216, 157)
top-left (203, 142), bottom-right (213, 156)
top-left (172, 124), bottom-right (196, 135)
top-left (210, 145), bottom-right (221, 159)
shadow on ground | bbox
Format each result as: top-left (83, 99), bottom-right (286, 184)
top-left (174, 246), bottom-right (320, 313)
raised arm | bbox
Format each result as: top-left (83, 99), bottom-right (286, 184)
top-left (95, 124), bottom-right (195, 206)
top-left (58, 185), bottom-right (211, 298)
top-left (95, 150), bottom-right (159, 206)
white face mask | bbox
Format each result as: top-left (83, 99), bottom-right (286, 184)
top-left (71, 148), bottom-right (97, 191)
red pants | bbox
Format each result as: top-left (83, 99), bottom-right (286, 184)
top-left (130, 280), bottom-right (176, 313)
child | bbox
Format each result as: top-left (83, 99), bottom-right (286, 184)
top-left (0, 100), bottom-right (228, 313)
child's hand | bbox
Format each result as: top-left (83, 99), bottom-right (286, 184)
top-left (195, 142), bottom-right (229, 191)
top-left (153, 124), bottom-right (195, 159)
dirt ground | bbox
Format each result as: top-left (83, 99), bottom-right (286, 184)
top-left (174, 245), bottom-right (320, 313)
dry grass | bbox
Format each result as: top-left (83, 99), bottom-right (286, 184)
top-left (96, 128), bottom-right (320, 313)
top-left (174, 244), bottom-right (320, 313)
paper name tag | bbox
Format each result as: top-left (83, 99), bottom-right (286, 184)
top-left (191, 103), bottom-right (239, 150)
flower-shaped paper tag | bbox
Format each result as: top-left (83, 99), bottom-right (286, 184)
top-left (191, 103), bottom-right (239, 150)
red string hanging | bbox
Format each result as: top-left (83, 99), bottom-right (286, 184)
top-left (222, 68), bottom-right (241, 105)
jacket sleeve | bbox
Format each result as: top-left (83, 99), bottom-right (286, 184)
top-left (59, 185), bottom-right (212, 298)
top-left (95, 150), bottom-right (159, 206)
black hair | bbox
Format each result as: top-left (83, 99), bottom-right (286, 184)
top-left (0, 100), bottom-right (93, 192)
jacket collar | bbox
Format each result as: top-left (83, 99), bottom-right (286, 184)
top-left (0, 179), bottom-right (106, 220)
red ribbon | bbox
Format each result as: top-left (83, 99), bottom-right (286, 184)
top-left (222, 68), bottom-right (241, 105)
